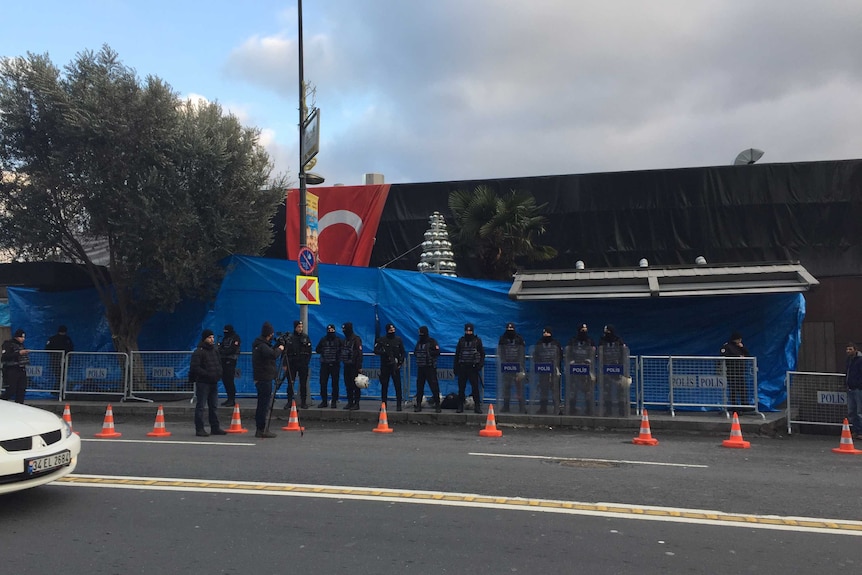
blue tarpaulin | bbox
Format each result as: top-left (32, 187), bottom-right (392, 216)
top-left (8, 255), bottom-right (803, 410)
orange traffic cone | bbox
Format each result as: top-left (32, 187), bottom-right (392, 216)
top-left (94, 404), bottom-right (122, 438)
top-left (146, 405), bottom-right (172, 437)
top-left (281, 400), bottom-right (305, 432)
top-left (373, 402), bottom-right (394, 433)
top-left (721, 412), bottom-right (750, 448)
top-left (831, 419), bottom-right (862, 455)
top-left (62, 403), bottom-right (79, 435)
top-left (632, 409), bottom-right (659, 445)
top-left (226, 403), bottom-right (248, 434)
top-left (479, 404), bottom-right (503, 437)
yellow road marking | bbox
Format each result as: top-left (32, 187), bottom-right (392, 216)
top-left (55, 474), bottom-right (862, 536)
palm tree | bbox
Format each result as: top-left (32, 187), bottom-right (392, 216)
top-left (448, 186), bottom-right (557, 280)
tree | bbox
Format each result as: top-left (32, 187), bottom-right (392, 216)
top-left (0, 46), bottom-right (286, 353)
top-left (448, 186), bottom-right (557, 280)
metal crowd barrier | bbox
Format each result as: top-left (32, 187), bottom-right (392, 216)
top-left (640, 355), bottom-right (759, 417)
top-left (23, 350), bottom-right (65, 398)
top-left (62, 351), bottom-right (129, 400)
top-left (2, 349), bottom-right (763, 417)
top-left (785, 371), bottom-right (846, 434)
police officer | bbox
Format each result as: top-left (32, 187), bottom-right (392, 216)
top-left (566, 322), bottom-right (597, 415)
top-left (497, 322), bottom-right (526, 413)
top-left (46, 325), bottom-right (74, 354)
top-left (340, 322), bottom-right (363, 410)
top-left (569, 323), bottom-right (596, 348)
top-left (374, 323), bottom-right (406, 411)
top-left (315, 324), bottom-right (342, 408)
top-left (218, 324), bottom-right (241, 406)
top-left (1, 329), bottom-right (30, 403)
top-left (534, 326), bottom-right (562, 415)
top-left (455, 323), bottom-right (485, 414)
top-left (414, 325), bottom-right (441, 413)
top-left (282, 320), bottom-right (312, 408)
top-left (45, 324), bottom-right (73, 390)
top-left (720, 331), bottom-right (751, 411)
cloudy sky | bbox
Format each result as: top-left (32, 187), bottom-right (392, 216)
top-left (3, 1), bottom-right (862, 186)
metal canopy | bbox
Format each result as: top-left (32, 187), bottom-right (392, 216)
top-left (509, 263), bottom-right (819, 301)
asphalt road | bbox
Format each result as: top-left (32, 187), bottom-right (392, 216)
top-left (2, 417), bottom-right (860, 574)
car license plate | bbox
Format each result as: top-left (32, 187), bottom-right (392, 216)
top-left (26, 450), bottom-right (71, 475)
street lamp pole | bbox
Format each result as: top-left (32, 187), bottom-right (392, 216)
top-left (298, 0), bottom-right (308, 328)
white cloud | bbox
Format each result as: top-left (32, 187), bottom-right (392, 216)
top-left (221, 0), bottom-right (862, 185)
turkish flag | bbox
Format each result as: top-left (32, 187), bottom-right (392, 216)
top-left (286, 184), bottom-right (391, 266)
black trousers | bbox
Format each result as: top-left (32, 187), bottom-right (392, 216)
top-left (285, 360), bottom-right (309, 405)
top-left (416, 366), bottom-right (440, 404)
top-left (221, 359), bottom-right (237, 401)
top-left (344, 364), bottom-right (361, 405)
top-left (319, 362), bottom-right (340, 402)
top-left (379, 363), bottom-right (402, 404)
top-left (255, 380), bottom-right (273, 431)
top-left (1, 367), bottom-right (27, 403)
top-left (457, 367), bottom-right (481, 406)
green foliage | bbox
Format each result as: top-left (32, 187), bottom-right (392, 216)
top-left (0, 46), bottom-right (286, 352)
top-left (448, 185), bottom-right (557, 280)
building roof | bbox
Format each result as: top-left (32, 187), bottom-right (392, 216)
top-left (509, 262), bottom-right (819, 300)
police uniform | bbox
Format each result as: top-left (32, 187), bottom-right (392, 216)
top-left (218, 324), bottom-right (241, 406)
top-left (283, 320), bottom-right (312, 408)
top-left (1, 329), bottom-right (30, 403)
top-left (498, 322), bottom-right (526, 413)
top-left (340, 322), bottom-right (364, 410)
top-left (414, 326), bottom-right (441, 413)
top-left (374, 323), bottom-right (406, 410)
top-left (534, 327), bottom-right (562, 414)
top-left (455, 323), bottom-right (485, 414)
top-left (315, 324), bottom-right (342, 407)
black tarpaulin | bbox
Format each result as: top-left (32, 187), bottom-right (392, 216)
top-left (368, 159), bottom-right (862, 278)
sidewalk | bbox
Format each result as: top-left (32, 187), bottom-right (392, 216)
top-left (28, 398), bottom-right (788, 438)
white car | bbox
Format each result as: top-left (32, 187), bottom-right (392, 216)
top-left (0, 401), bottom-right (81, 494)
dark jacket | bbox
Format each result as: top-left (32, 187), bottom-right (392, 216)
top-left (846, 351), bottom-right (862, 390)
top-left (190, 340), bottom-right (221, 384)
top-left (340, 334), bottom-right (363, 369)
top-left (497, 332), bottom-right (526, 364)
top-left (455, 334), bottom-right (485, 368)
top-left (219, 331), bottom-right (241, 362)
top-left (374, 334), bottom-right (405, 367)
top-left (1, 338), bottom-right (29, 370)
top-left (252, 335), bottom-right (281, 381)
top-left (316, 334), bottom-right (343, 365)
top-left (567, 334), bottom-right (596, 349)
top-left (284, 331), bottom-right (312, 365)
top-left (414, 336), bottom-right (441, 368)
top-left (46, 333), bottom-right (74, 354)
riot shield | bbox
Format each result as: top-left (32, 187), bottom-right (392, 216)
top-left (496, 342), bottom-right (526, 414)
top-left (565, 344), bottom-right (596, 415)
top-left (530, 343), bottom-right (562, 415)
top-left (598, 343), bottom-right (631, 417)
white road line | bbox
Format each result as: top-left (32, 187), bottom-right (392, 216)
top-left (81, 439), bottom-right (255, 446)
top-left (469, 452), bottom-right (709, 468)
top-left (55, 474), bottom-right (862, 537)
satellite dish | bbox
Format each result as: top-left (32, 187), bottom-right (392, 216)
top-left (733, 148), bottom-right (765, 166)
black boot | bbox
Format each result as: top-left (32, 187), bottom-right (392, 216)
top-left (317, 399), bottom-right (328, 408)
top-left (456, 401), bottom-right (464, 413)
top-left (414, 399), bottom-right (422, 413)
top-left (435, 401), bottom-right (442, 414)
top-left (397, 400), bottom-right (402, 412)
